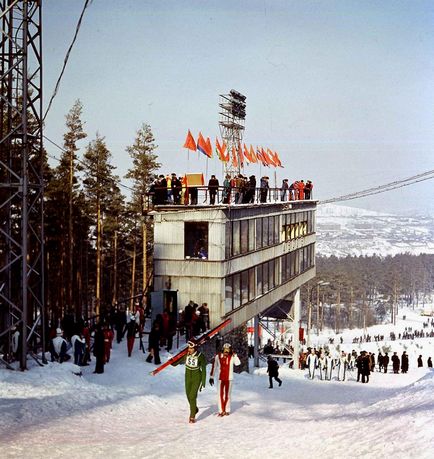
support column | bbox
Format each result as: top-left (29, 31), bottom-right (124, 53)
top-left (292, 288), bottom-right (300, 370)
top-left (253, 314), bottom-right (260, 368)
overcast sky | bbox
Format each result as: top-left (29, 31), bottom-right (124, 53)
top-left (43, 0), bottom-right (434, 215)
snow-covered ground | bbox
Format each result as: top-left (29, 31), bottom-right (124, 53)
top-left (1, 308), bottom-right (434, 459)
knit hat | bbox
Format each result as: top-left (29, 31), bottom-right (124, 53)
top-left (56, 328), bottom-right (62, 335)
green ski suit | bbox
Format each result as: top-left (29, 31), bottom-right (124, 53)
top-left (175, 350), bottom-right (207, 418)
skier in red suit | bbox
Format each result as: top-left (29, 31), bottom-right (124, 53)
top-left (209, 343), bottom-right (241, 416)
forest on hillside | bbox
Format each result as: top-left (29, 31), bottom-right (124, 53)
top-left (302, 253), bottom-right (434, 333)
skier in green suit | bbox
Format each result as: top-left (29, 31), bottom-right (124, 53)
top-left (173, 340), bottom-right (207, 423)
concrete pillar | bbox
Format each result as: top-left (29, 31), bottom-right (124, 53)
top-left (292, 288), bottom-right (300, 370)
top-left (254, 314), bottom-right (260, 368)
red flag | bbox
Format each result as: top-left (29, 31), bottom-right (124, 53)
top-left (183, 130), bottom-right (197, 151)
top-left (249, 145), bottom-right (257, 163)
top-left (261, 148), bottom-right (272, 167)
top-left (216, 138), bottom-right (229, 162)
top-left (270, 150), bottom-right (283, 167)
top-left (266, 148), bottom-right (277, 167)
top-left (231, 146), bottom-right (238, 168)
top-left (238, 143), bottom-right (244, 167)
top-left (197, 132), bottom-right (209, 157)
top-left (243, 143), bottom-right (251, 163)
top-left (205, 137), bottom-right (213, 158)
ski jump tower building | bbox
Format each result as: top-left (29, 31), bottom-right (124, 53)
top-left (151, 197), bottom-right (316, 368)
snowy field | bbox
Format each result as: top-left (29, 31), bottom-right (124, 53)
top-left (1, 308), bottom-right (434, 459)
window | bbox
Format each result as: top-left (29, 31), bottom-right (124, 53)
top-left (241, 270), bottom-right (249, 305)
top-left (233, 273), bottom-right (241, 309)
top-left (256, 218), bottom-right (263, 249)
top-left (248, 267), bottom-right (256, 301)
top-left (268, 260), bottom-right (275, 289)
top-left (225, 277), bottom-right (233, 314)
top-left (185, 222), bottom-right (209, 259)
top-left (240, 219), bottom-right (249, 253)
top-left (263, 261), bottom-right (269, 293)
top-left (262, 217), bottom-right (268, 247)
top-left (256, 264), bottom-right (263, 296)
top-left (248, 220), bottom-right (255, 252)
top-left (232, 220), bottom-right (240, 256)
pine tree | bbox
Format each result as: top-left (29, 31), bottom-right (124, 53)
top-left (125, 124), bottom-right (160, 307)
top-left (64, 100), bottom-right (86, 314)
top-left (82, 134), bottom-right (117, 317)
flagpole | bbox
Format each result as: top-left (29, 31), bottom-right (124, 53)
top-left (206, 157), bottom-right (209, 181)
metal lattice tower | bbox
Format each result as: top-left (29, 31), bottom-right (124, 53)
top-left (0, 0), bottom-right (45, 370)
top-left (218, 89), bottom-right (246, 177)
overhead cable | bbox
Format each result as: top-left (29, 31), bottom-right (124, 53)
top-left (43, 0), bottom-right (93, 122)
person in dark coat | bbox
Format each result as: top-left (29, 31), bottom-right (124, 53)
top-left (383, 352), bottom-right (390, 373)
top-left (93, 323), bottom-right (105, 374)
top-left (428, 357), bottom-right (433, 368)
top-left (184, 301), bottom-right (195, 341)
top-left (417, 355), bottom-right (423, 367)
top-left (171, 174), bottom-right (182, 204)
top-left (146, 321), bottom-right (161, 364)
top-left (243, 175), bottom-right (256, 203)
top-left (259, 176), bottom-right (269, 203)
top-left (361, 351), bottom-right (371, 383)
top-left (401, 351), bottom-right (409, 373)
top-left (391, 352), bottom-right (400, 374)
top-left (115, 307), bottom-right (126, 344)
top-left (125, 314), bottom-right (138, 357)
top-left (208, 175), bottom-right (219, 205)
top-left (267, 355), bottom-right (282, 388)
top-left (155, 175), bottom-right (167, 205)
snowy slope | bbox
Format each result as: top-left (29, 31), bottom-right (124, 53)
top-left (1, 310), bottom-right (434, 459)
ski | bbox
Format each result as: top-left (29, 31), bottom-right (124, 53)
top-left (150, 318), bottom-right (232, 376)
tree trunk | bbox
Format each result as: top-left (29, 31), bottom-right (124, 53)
top-left (142, 216), bottom-right (147, 296)
top-left (130, 229), bottom-right (137, 311)
top-left (96, 195), bottom-right (101, 317)
top-left (112, 225), bottom-right (118, 306)
top-left (69, 151), bottom-right (74, 315)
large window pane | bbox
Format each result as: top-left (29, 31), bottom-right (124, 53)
top-left (240, 219), bottom-right (249, 254)
top-left (233, 273), bottom-right (241, 309)
top-left (256, 218), bottom-right (263, 249)
top-left (225, 276), bottom-right (233, 314)
top-left (241, 270), bottom-right (249, 305)
top-left (262, 218), bottom-right (268, 247)
top-left (263, 262), bottom-right (269, 293)
top-left (282, 254), bottom-right (287, 283)
top-left (248, 219), bottom-right (255, 252)
top-left (275, 215), bottom-right (280, 243)
top-left (268, 260), bottom-right (275, 289)
top-left (248, 267), bottom-right (256, 301)
top-left (185, 222), bottom-right (209, 259)
top-left (232, 221), bottom-right (240, 256)
top-left (256, 264), bottom-right (263, 296)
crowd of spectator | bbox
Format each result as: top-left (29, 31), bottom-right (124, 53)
top-left (148, 172), bottom-right (314, 206)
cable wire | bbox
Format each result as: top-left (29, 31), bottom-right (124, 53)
top-left (319, 169), bottom-right (434, 205)
top-left (43, 0), bottom-right (92, 122)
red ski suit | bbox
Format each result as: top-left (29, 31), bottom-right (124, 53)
top-left (210, 352), bottom-right (241, 414)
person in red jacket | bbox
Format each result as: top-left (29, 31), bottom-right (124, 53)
top-left (209, 343), bottom-right (241, 416)
top-left (297, 180), bottom-right (305, 200)
top-left (103, 324), bottom-right (114, 363)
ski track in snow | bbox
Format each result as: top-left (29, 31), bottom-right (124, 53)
top-left (1, 308), bottom-right (434, 459)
